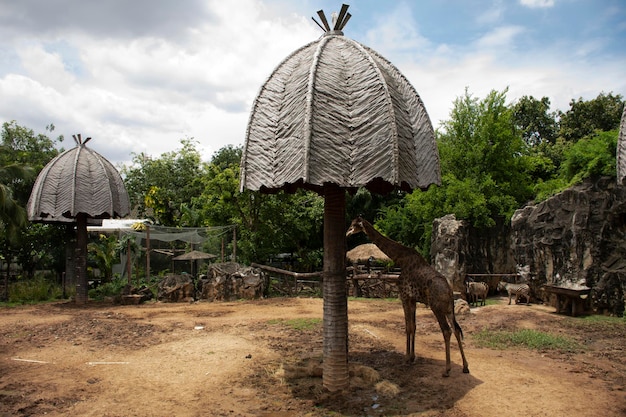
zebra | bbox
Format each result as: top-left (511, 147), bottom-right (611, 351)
top-left (466, 281), bottom-right (489, 306)
top-left (497, 281), bottom-right (530, 305)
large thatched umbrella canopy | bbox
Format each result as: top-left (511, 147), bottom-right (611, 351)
top-left (240, 5), bottom-right (441, 392)
top-left (618, 106), bottom-right (626, 184)
top-left (27, 134), bottom-right (130, 304)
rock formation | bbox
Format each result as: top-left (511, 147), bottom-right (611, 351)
top-left (511, 177), bottom-right (626, 315)
top-left (431, 214), bottom-right (516, 293)
top-left (157, 274), bottom-right (195, 302)
top-left (197, 262), bottom-right (264, 302)
top-left (432, 177), bottom-right (626, 316)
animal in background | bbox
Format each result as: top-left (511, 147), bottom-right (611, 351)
top-left (466, 281), bottom-right (489, 306)
top-left (497, 281), bottom-right (530, 305)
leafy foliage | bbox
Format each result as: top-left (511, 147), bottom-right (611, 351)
top-left (1, 122), bottom-right (67, 302)
top-left (122, 138), bottom-right (204, 226)
top-left (513, 95), bottom-right (558, 145)
top-left (378, 88), bottom-right (532, 253)
top-left (558, 92), bottom-right (624, 142)
top-left (560, 130), bottom-right (617, 182)
top-left (88, 234), bottom-right (121, 283)
top-left (375, 90), bottom-right (624, 254)
top-left (2, 88), bottom-right (624, 287)
top-left (531, 130), bottom-right (618, 200)
top-left (88, 276), bottom-right (128, 301)
top-left (7, 274), bottom-right (64, 303)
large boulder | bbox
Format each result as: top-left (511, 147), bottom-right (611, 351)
top-left (119, 284), bottom-right (153, 305)
top-left (157, 274), bottom-right (195, 302)
top-left (198, 262), bottom-right (264, 302)
top-left (431, 214), bottom-right (516, 293)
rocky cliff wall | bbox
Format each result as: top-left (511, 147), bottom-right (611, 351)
top-left (511, 177), bottom-right (626, 315)
top-left (431, 214), bottom-right (517, 293)
top-left (432, 177), bottom-right (626, 316)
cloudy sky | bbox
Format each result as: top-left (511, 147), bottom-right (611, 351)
top-left (0, 0), bottom-right (624, 167)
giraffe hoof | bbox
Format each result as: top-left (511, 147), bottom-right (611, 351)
top-left (442, 371), bottom-right (450, 377)
top-left (463, 367), bottom-right (470, 374)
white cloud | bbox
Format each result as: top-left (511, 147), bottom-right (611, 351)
top-left (18, 44), bottom-right (76, 93)
top-left (0, 0), bottom-right (320, 165)
top-left (476, 4), bottom-right (504, 25)
top-left (474, 25), bottom-right (526, 49)
top-left (0, 0), bottom-right (624, 168)
top-left (364, 3), bottom-right (430, 54)
top-left (519, 0), bottom-right (555, 8)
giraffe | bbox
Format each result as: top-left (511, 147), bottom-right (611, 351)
top-left (346, 216), bottom-right (470, 377)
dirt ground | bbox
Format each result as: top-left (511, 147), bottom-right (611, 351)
top-left (1, 296), bottom-right (625, 417)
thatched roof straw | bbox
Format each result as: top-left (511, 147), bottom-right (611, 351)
top-left (346, 243), bottom-right (390, 263)
top-left (27, 134), bottom-right (130, 222)
top-left (618, 106), bottom-right (626, 185)
top-left (240, 13), bottom-right (441, 195)
top-left (173, 250), bottom-right (217, 261)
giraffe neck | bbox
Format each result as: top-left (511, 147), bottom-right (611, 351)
top-left (361, 219), bottom-right (427, 266)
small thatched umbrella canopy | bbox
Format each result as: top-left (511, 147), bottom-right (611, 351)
top-left (617, 106), bottom-right (626, 185)
top-left (27, 134), bottom-right (130, 304)
top-left (173, 250), bottom-right (217, 277)
top-left (240, 5), bottom-right (441, 392)
top-left (346, 243), bottom-right (390, 264)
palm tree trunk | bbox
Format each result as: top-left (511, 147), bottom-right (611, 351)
top-left (322, 184), bottom-right (349, 392)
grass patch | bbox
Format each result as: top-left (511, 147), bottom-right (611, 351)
top-left (575, 314), bottom-right (626, 325)
top-left (561, 313), bottom-right (626, 333)
top-left (267, 318), bottom-right (322, 330)
top-left (6, 276), bottom-right (65, 304)
top-left (473, 328), bottom-right (581, 351)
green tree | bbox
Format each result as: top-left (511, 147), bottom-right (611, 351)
top-left (558, 92), bottom-right (624, 142)
top-left (1, 121), bottom-right (62, 238)
top-left (0, 122), bottom-right (63, 300)
top-left (1, 121), bottom-right (62, 203)
top-left (1, 121), bottom-right (62, 240)
top-left (560, 129), bottom-right (617, 183)
top-left (14, 223), bottom-right (69, 279)
top-left (122, 138), bottom-right (205, 226)
top-left (438, 88), bottom-right (533, 221)
top-left (88, 234), bottom-right (120, 283)
top-left (194, 145), bottom-right (324, 267)
top-left (377, 88), bottom-right (535, 254)
top-left (0, 152), bottom-right (31, 240)
top-left (513, 95), bottom-right (558, 146)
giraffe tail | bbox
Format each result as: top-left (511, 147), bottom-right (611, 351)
top-left (454, 318), bottom-right (464, 340)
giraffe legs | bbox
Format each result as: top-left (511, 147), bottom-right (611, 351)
top-left (453, 317), bottom-right (470, 374)
top-left (402, 298), bottom-right (416, 363)
top-left (434, 312), bottom-right (453, 376)
top-left (434, 312), bottom-right (470, 376)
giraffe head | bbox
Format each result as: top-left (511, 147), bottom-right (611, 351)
top-left (346, 216), bottom-right (365, 237)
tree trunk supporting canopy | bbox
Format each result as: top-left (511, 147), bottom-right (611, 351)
top-left (322, 184), bottom-right (349, 392)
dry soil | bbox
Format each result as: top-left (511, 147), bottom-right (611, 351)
top-left (1, 296), bottom-right (625, 416)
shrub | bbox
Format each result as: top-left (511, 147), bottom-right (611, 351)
top-left (88, 276), bottom-right (127, 300)
top-left (8, 275), bottom-right (63, 303)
